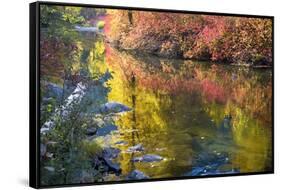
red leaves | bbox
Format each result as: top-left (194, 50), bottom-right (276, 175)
top-left (40, 37), bottom-right (77, 78)
top-left (109, 11), bottom-right (272, 65)
top-left (201, 79), bottom-right (226, 104)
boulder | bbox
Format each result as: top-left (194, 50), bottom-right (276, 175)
top-left (103, 158), bottom-right (121, 174)
top-left (40, 144), bottom-right (47, 157)
top-left (96, 123), bottom-right (118, 136)
top-left (100, 102), bottom-right (131, 114)
top-left (86, 127), bottom-right (97, 136)
top-left (45, 82), bottom-right (63, 99)
top-left (127, 144), bottom-right (144, 153)
top-left (127, 170), bottom-right (149, 180)
top-left (102, 147), bottom-right (121, 159)
top-left (132, 154), bottom-right (163, 162)
top-left (115, 140), bottom-right (128, 145)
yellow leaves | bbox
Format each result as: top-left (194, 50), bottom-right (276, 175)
top-left (88, 40), bottom-right (107, 77)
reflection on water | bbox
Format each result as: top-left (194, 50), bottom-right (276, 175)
top-left (104, 46), bottom-right (272, 178)
top-left (41, 33), bottom-right (272, 182)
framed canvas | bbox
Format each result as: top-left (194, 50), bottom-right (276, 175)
top-left (29, 1), bottom-right (274, 188)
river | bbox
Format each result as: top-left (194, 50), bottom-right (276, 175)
top-left (41, 31), bottom-right (272, 182)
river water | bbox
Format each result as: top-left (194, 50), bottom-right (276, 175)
top-left (89, 34), bottom-right (272, 179)
top-left (42, 32), bottom-right (272, 181)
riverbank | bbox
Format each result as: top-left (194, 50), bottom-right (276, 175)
top-left (105, 41), bottom-right (272, 69)
top-left (106, 12), bottom-right (272, 66)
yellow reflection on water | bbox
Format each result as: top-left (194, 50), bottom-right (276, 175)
top-left (103, 46), bottom-right (271, 178)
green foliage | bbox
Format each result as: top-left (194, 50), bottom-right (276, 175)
top-left (40, 5), bottom-right (85, 42)
top-left (81, 140), bottom-right (102, 157)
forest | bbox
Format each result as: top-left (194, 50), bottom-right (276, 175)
top-left (39, 5), bottom-right (273, 186)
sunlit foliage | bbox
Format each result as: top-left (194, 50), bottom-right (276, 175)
top-left (108, 11), bottom-right (272, 65)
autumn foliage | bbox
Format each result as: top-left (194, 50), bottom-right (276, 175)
top-left (107, 11), bottom-right (272, 65)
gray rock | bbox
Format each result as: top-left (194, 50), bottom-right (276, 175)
top-left (132, 154), bottom-right (163, 162)
top-left (127, 144), bottom-right (144, 153)
top-left (103, 158), bottom-right (121, 173)
top-left (115, 140), bottom-right (128, 145)
top-left (75, 25), bottom-right (98, 32)
top-left (86, 127), bottom-right (97, 136)
top-left (127, 170), bottom-right (149, 180)
top-left (44, 166), bottom-right (55, 172)
top-left (45, 152), bottom-right (54, 158)
top-left (96, 124), bottom-right (118, 136)
top-left (45, 82), bottom-right (63, 99)
top-left (40, 121), bottom-right (55, 134)
top-left (40, 144), bottom-right (47, 157)
top-left (100, 102), bottom-right (131, 114)
top-left (102, 147), bottom-right (121, 159)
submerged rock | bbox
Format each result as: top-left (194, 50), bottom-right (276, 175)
top-left (188, 166), bottom-right (238, 176)
top-left (127, 170), bottom-right (149, 180)
top-left (86, 127), bottom-right (97, 136)
top-left (100, 102), bottom-right (131, 114)
top-left (219, 115), bottom-right (232, 132)
top-left (96, 123), bottom-right (118, 136)
top-left (127, 144), bottom-right (144, 153)
top-left (132, 154), bottom-right (163, 162)
top-left (185, 152), bottom-right (238, 176)
top-left (115, 140), bottom-right (128, 145)
top-left (92, 147), bottom-right (122, 175)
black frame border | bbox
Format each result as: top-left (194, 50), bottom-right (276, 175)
top-left (29, 1), bottom-right (274, 189)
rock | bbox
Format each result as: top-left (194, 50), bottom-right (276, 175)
top-left (115, 140), bottom-right (128, 145)
top-left (127, 144), bottom-right (144, 153)
top-left (102, 147), bottom-right (121, 159)
top-left (187, 167), bottom-right (239, 176)
top-left (96, 124), bottom-right (118, 136)
top-left (40, 144), bottom-right (47, 157)
top-left (187, 167), bottom-right (205, 176)
top-left (127, 170), bottom-right (149, 180)
top-left (132, 154), bottom-right (163, 162)
top-left (45, 152), bottom-right (53, 158)
top-left (219, 115), bottom-right (233, 136)
top-left (185, 152), bottom-right (236, 176)
top-left (75, 25), bottom-right (98, 32)
top-left (41, 121), bottom-right (55, 134)
top-left (103, 158), bottom-right (121, 174)
top-left (45, 82), bottom-right (63, 99)
top-left (41, 82), bottom-right (86, 135)
top-left (86, 127), bottom-right (97, 136)
top-left (47, 141), bottom-right (57, 145)
top-left (44, 166), bottom-right (55, 172)
top-left (92, 117), bottom-right (105, 128)
top-left (42, 97), bottom-right (53, 104)
top-left (100, 102), bottom-right (131, 114)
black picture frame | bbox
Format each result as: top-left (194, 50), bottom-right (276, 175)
top-left (30, 1), bottom-right (274, 188)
